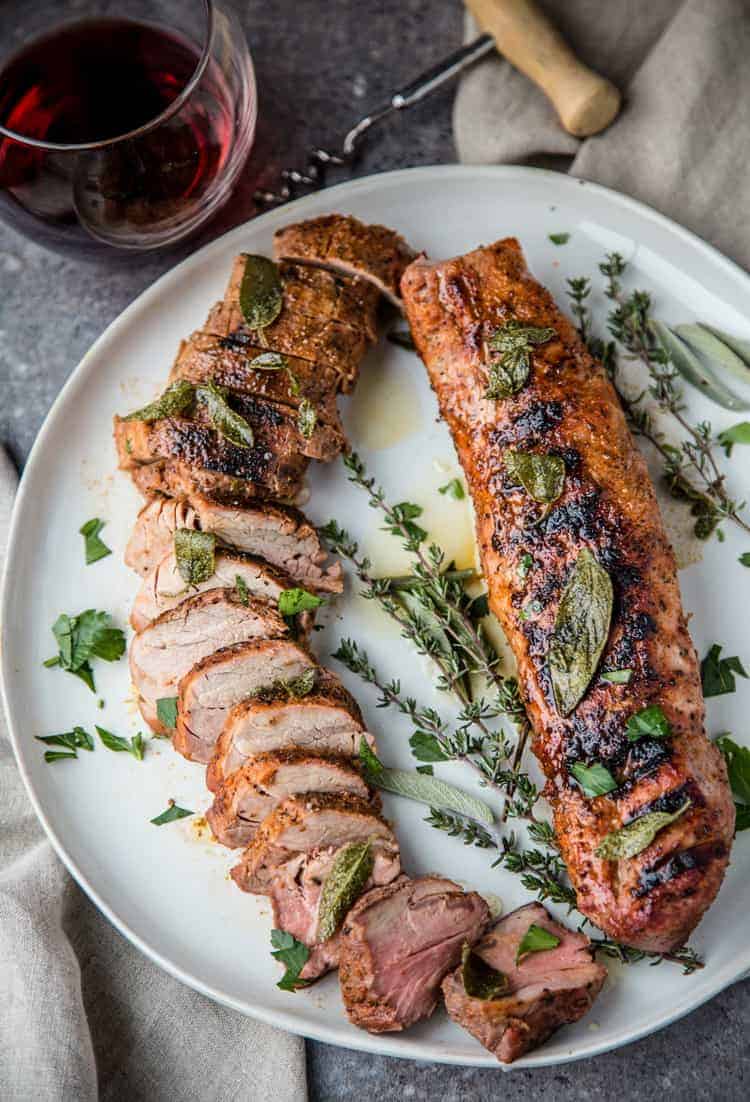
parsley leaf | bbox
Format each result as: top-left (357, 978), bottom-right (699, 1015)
top-left (79, 518), bottom-right (112, 565)
top-left (36, 726), bottom-right (94, 762)
top-left (549, 233), bottom-right (570, 245)
top-left (156, 697), bottom-right (178, 730)
top-left (45, 610), bottom-right (126, 692)
top-left (383, 501), bottom-right (427, 547)
top-left (716, 735), bottom-right (750, 831)
top-left (150, 801), bottom-right (194, 825)
top-left (96, 726), bottom-right (145, 760)
top-left (717, 421), bottom-right (750, 457)
top-left (739, 553), bottom-right (750, 568)
top-left (701, 644), bottom-right (748, 697)
top-left (270, 929), bottom-right (311, 991)
top-left (516, 923), bottom-right (561, 963)
top-left (626, 704), bottom-right (671, 742)
top-left (438, 478), bottom-right (465, 500)
top-left (409, 730), bottom-right (450, 763)
top-left (278, 588), bottom-right (324, 617)
top-left (570, 760), bottom-right (618, 796)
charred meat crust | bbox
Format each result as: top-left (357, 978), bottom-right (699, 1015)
top-left (401, 238), bottom-right (735, 952)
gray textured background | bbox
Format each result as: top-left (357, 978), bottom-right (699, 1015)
top-left (0, 1), bottom-right (746, 1098)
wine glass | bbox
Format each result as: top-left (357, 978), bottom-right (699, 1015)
top-left (0, 0), bottom-right (257, 253)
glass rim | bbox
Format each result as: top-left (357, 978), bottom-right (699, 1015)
top-left (0, 0), bottom-right (215, 151)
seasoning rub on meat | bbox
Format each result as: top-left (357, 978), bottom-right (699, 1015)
top-left (401, 238), bottom-right (735, 953)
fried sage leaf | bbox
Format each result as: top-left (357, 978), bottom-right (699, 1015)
top-left (248, 351), bottom-right (288, 370)
top-left (516, 923), bottom-right (561, 964)
top-left (359, 738), bottom-right (494, 825)
top-left (297, 398), bottom-right (317, 440)
top-left (240, 254), bottom-right (283, 330)
top-left (174, 528), bottom-right (216, 585)
top-left (485, 321), bottom-right (556, 400)
top-left (317, 841), bottom-right (374, 941)
top-left (595, 800), bottom-right (691, 861)
top-left (196, 381), bottom-right (255, 449)
top-left (122, 379), bottom-right (195, 422)
top-left (503, 449), bottom-right (565, 504)
top-left (461, 942), bottom-right (509, 1000)
top-left (548, 548), bottom-right (613, 716)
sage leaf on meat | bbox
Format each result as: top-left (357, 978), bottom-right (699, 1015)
top-left (150, 801), bottom-right (193, 825)
top-left (595, 800), bottom-right (691, 861)
top-left (240, 254), bottom-right (283, 330)
top-left (503, 449), bottom-right (565, 504)
top-left (270, 929), bottom-right (310, 991)
top-left (196, 381), bottom-right (255, 449)
top-left (248, 351), bottom-right (288, 370)
top-left (626, 704), bottom-right (671, 742)
top-left (317, 841), bottom-right (374, 942)
top-left (79, 518), bottom-right (112, 564)
top-left (297, 398), bottom-right (317, 440)
top-left (174, 528), bottom-right (216, 585)
top-left (156, 696), bottom-right (179, 730)
top-left (516, 923), bottom-right (561, 964)
top-left (548, 548), bottom-right (613, 716)
top-left (570, 761), bottom-right (618, 797)
top-left (278, 587), bottom-right (324, 616)
top-left (461, 942), bottom-right (509, 1000)
top-left (359, 739), bottom-right (494, 825)
top-left (701, 643), bottom-right (748, 698)
top-left (251, 667), bottom-right (317, 703)
top-left (485, 321), bottom-right (555, 400)
top-left (122, 379), bottom-right (195, 422)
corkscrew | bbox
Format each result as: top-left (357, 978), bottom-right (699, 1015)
top-left (253, 35), bottom-right (496, 207)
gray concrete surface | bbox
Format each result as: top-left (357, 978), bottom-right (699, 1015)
top-left (0, 1), bottom-right (746, 1098)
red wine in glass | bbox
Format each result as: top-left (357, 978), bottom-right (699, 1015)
top-left (0, 13), bottom-right (255, 252)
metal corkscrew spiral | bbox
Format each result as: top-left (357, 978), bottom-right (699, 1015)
top-left (253, 35), bottom-right (495, 208)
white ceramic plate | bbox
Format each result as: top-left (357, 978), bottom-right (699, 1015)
top-left (3, 166), bottom-right (750, 1069)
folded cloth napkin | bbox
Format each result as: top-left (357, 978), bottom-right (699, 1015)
top-left (0, 449), bottom-right (307, 1101)
top-left (455, 0), bottom-right (750, 271)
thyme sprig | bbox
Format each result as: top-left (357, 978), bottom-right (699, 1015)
top-left (589, 936), bottom-right (704, 975)
top-left (567, 257), bottom-right (749, 540)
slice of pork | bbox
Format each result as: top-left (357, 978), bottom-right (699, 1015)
top-left (131, 590), bottom-right (287, 735)
top-left (441, 903), bottom-right (607, 1064)
top-left (206, 669), bottom-right (367, 791)
top-left (206, 749), bottom-right (375, 847)
top-left (274, 214), bottom-right (416, 307)
top-left (338, 877), bottom-right (490, 1033)
top-left (231, 794), bottom-right (401, 982)
top-left (174, 638), bottom-right (317, 762)
top-left (124, 493), bottom-right (342, 592)
top-left (131, 548), bottom-right (306, 632)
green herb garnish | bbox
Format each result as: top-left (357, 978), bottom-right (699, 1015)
top-left (278, 587), bottom-right (324, 617)
top-left (196, 381), bottom-right (255, 449)
top-left (296, 398), bottom-right (317, 440)
top-left (461, 942), bottom-right (509, 999)
top-left (701, 644), bottom-right (748, 697)
top-left (174, 529), bottom-right (216, 586)
top-left (36, 726), bottom-right (94, 763)
top-left (595, 801), bottom-right (691, 860)
top-left (718, 421), bottom-right (750, 457)
top-left (251, 667), bottom-right (317, 703)
top-left (739, 553), bottom-right (750, 568)
top-left (438, 478), bottom-right (465, 500)
top-left (96, 726), bottom-right (145, 761)
top-left (518, 553), bottom-right (534, 579)
top-left (151, 800), bottom-right (194, 825)
top-left (409, 730), bottom-right (451, 763)
top-left (270, 929), bottom-right (310, 991)
top-left (79, 518), bottom-right (112, 565)
top-left (317, 841), bottom-right (374, 941)
top-left (549, 233), bottom-right (570, 246)
top-left (485, 321), bottom-right (556, 399)
top-left (626, 704), bottom-right (671, 742)
top-left (156, 697), bottom-right (178, 730)
top-left (503, 449), bottom-right (565, 505)
top-left (516, 923), bottom-right (561, 964)
top-left (44, 610), bottom-right (126, 693)
top-left (570, 760), bottom-right (618, 797)
top-left (248, 351), bottom-right (287, 370)
top-left (239, 255), bottom-right (283, 330)
top-left (716, 735), bottom-right (750, 832)
top-left (548, 548), bottom-right (613, 717)
top-left (235, 575), bottom-right (250, 605)
top-left (122, 379), bottom-right (195, 422)
top-left (601, 668), bottom-right (633, 684)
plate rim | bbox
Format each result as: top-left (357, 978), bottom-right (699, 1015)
top-left (2, 163), bottom-right (749, 1069)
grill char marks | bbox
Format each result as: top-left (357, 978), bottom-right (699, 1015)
top-left (401, 237), bottom-right (735, 952)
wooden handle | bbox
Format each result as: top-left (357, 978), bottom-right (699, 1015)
top-left (465, 0), bottom-right (621, 137)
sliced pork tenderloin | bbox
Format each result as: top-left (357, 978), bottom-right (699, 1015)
top-left (131, 548), bottom-right (309, 632)
top-left (174, 638), bottom-right (317, 762)
top-left (339, 877), bottom-right (490, 1033)
top-left (206, 749), bottom-right (376, 847)
top-left (441, 903), bottom-right (607, 1064)
top-left (115, 416), bottom-right (309, 504)
top-left (274, 213), bottom-right (416, 307)
top-left (231, 793), bottom-right (401, 981)
top-left (206, 669), bottom-right (367, 791)
top-left (125, 493), bottom-right (342, 592)
top-left (130, 590), bottom-right (287, 735)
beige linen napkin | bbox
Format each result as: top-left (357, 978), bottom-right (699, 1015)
top-left (0, 448), bottom-right (307, 1101)
top-left (455, 0), bottom-right (750, 272)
